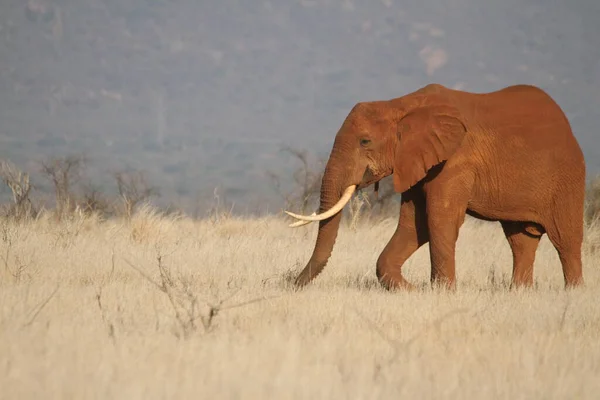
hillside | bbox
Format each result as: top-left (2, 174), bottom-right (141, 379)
top-left (0, 0), bottom-right (599, 213)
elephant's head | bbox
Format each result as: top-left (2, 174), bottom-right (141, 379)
top-left (287, 86), bottom-right (467, 287)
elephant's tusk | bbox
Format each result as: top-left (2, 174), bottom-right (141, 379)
top-left (288, 215), bottom-right (315, 227)
top-left (284, 185), bottom-right (356, 222)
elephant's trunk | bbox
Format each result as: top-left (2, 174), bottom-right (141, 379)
top-left (294, 161), bottom-right (349, 287)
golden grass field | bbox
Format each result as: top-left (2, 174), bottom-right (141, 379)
top-left (0, 207), bottom-right (599, 399)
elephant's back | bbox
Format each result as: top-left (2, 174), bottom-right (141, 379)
top-left (459, 85), bottom-right (585, 216)
top-left (460, 85), bottom-right (583, 162)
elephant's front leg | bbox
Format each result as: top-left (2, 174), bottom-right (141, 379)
top-left (376, 189), bottom-right (429, 290)
top-left (426, 197), bottom-right (468, 290)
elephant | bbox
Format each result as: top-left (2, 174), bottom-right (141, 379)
top-left (285, 83), bottom-right (586, 290)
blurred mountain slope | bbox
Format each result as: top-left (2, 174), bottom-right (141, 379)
top-left (0, 0), bottom-right (598, 212)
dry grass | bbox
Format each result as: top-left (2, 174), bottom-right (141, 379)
top-left (0, 208), bottom-right (599, 399)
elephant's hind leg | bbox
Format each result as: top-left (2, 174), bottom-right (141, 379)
top-left (544, 218), bottom-right (584, 288)
top-left (500, 221), bottom-right (542, 289)
top-left (376, 189), bottom-right (429, 290)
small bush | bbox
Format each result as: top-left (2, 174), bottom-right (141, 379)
top-left (585, 174), bottom-right (600, 224)
top-left (114, 170), bottom-right (160, 219)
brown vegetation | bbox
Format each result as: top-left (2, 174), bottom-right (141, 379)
top-left (0, 151), bottom-right (599, 399)
top-left (2, 150), bottom-right (600, 226)
top-left (0, 206), bottom-right (599, 398)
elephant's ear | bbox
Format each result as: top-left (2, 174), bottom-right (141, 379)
top-left (393, 106), bottom-right (467, 193)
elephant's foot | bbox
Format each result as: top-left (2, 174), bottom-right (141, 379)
top-left (564, 275), bottom-right (584, 289)
top-left (509, 276), bottom-right (534, 290)
top-left (377, 273), bottom-right (415, 291)
top-left (561, 254), bottom-right (584, 289)
top-left (430, 276), bottom-right (456, 291)
top-left (429, 259), bottom-right (457, 291)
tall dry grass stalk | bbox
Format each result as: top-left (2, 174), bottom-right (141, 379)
top-left (0, 209), bottom-right (599, 399)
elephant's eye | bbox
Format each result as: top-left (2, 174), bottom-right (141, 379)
top-left (360, 138), bottom-right (372, 147)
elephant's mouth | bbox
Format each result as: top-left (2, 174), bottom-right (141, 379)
top-left (357, 168), bottom-right (380, 190)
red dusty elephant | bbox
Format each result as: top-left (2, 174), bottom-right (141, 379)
top-left (286, 83), bottom-right (586, 290)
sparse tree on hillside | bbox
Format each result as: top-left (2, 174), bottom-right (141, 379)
top-left (40, 154), bottom-right (85, 220)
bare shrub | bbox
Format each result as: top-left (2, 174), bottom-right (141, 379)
top-left (124, 250), bottom-right (276, 339)
top-left (114, 170), bottom-right (159, 218)
top-left (78, 182), bottom-right (113, 218)
top-left (585, 174), bottom-right (600, 224)
top-left (267, 146), bottom-right (324, 214)
top-left (40, 154), bottom-right (86, 220)
top-left (0, 159), bottom-right (37, 221)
